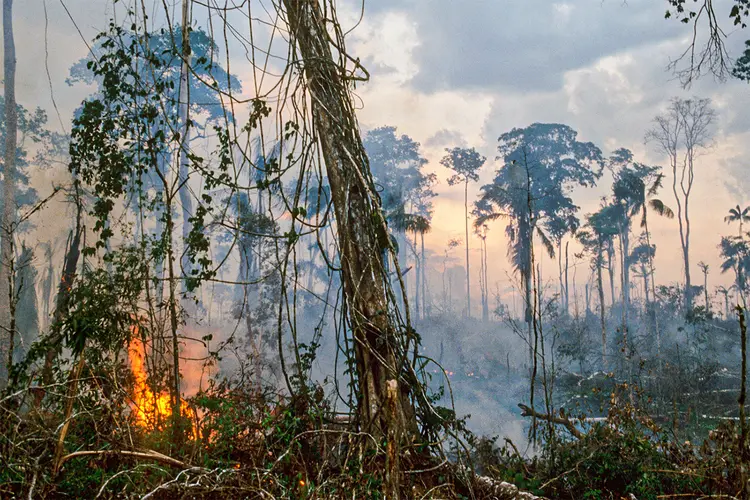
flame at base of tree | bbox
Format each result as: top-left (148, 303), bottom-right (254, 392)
top-left (128, 331), bottom-right (196, 439)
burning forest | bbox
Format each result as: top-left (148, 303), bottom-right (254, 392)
top-left (3, 0), bottom-right (750, 498)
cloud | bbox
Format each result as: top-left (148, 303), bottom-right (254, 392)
top-left (425, 129), bottom-right (467, 148)
top-left (399, 0), bottom-right (684, 93)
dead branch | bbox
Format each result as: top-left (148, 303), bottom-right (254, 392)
top-left (518, 403), bottom-right (584, 440)
top-left (57, 449), bottom-right (191, 470)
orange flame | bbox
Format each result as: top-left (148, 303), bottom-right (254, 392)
top-left (128, 328), bottom-right (196, 438)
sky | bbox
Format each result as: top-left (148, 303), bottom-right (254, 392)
top-left (338, 0), bottom-right (750, 311)
top-left (5, 0), bottom-right (750, 316)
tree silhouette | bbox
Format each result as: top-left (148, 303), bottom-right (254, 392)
top-left (476, 123), bottom-right (603, 364)
top-left (724, 205), bottom-right (750, 239)
top-left (719, 236), bottom-right (750, 308)
top-left (441, 147), bottom-right (485, 319)
top-left (578, 203), bottom-right (619, 369)
top-left (646, 97), bottom-right (715, 313)
top-left (609, 148), bottom-right (673, 356)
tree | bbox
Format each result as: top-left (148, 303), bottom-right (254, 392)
top-left (578, 205), bottom-right (619, 369)
top-left (65, 21), bottom-right (234, 440)
top-left (13, 243), bottom-right (38, 362)
top-left (664, 0), bottom-right (750, 85)
top-left (283, 2), bottom-right (420, 495)
top-left (68, 24), bottom-right (241, 298)
top-left (734, 40), bottom-right (750, 82)
top-left (475, 223), bottom-right (491, 321)
top-left (546, 215), bottom-right (578, 317)
top-left (717, 285), bottom-right (732, 319)
top-left (441, 147), bottom-right (485, 318)
top-left (698, 261), bottom-right (710, 312)
top-left (724, 205), bottom-right (750, 239)
top-left (476, 123), bottom-right (603, 362)
top-left (1, 0), bottom-right (17, 385)
top-left (631, 238), bottom-right (657, 314)
top-left (646, 97), bottom-right (715, 313)
top-left (364, 126), bottom-right (432, 311)
top-left (609, 149), bottom-right (673, 357)
top-left (719, 236), bottom-right (749, 308)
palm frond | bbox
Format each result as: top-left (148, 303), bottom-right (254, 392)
top-left (649, 199), bottom-right (674, 219)
top-left (647, 173), bottom-right (665, 197)
top-left (536, 227), bottom-right (555, 259)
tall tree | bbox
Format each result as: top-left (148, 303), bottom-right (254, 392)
top-left (283, 2), bottom-right (419, 496)
top-left (646, 97), bottom-right (715, 313)
top-left (578, 205), bottom-right (619, 369)
top-left (441, 147), bottom-right (485, 318)
top-left (476, 123), bottom-right (603, 362)
top-left (0, 0), bottom-right (17, 385)
top-left (609, 148), bottom-right (673, 354)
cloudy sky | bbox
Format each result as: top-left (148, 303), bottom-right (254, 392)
top-left (7, 0), bottom-right (750, 314)
top-left (340, 0), bottom-right (750, 310)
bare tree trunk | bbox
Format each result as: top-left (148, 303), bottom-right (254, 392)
top-left (421, 232), bottom-right (427, 318)
top-left (464, 179), bottom-right (471, 318)
top-left (414, 230), bottom-right (420, 320)
top-left (643, 210), bottom-right (661, 365)
top-left (558, 240), bottom-right (564, 315)
top-left (607, 244), bottom-right (616, 309)
top-left (283, 1), bottom-right (418, 496)
top-left (176, 0), bottom-right (196, 303)
top-left (598, 244), bottom-right (607, 370)
top-left (0, 0), bottom-right (17, 387)
top-left (564, 241), bottom-right (570, 316)
top-left (42, 192), bottom-right (82, 386)
top-left (482, 234), bottom-right (489, 322)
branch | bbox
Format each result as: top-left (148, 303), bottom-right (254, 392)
top-left (57, 449), bottom-right (190, 470)
top-left (518, 403), bottom-right (584, 439)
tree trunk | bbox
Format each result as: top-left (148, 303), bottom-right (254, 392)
top-left (414, 230), bottom-right (420, 320)
top-left (0, 0), bottom-right (17, 387)
top-left (482, 235), bottom-right (489, 322)
top-left (564, 241), bottom-right (570, 316)
top-left (42, 199), bottom-right (82, 386)
top-left (597, 244), bottom-right (607, 370)
top-left (703, 272), bottom-right (709, 312)
top-left (177, 0), bottom-right (194, 297)
top-left (621, 226), bottom-right (630, 345)
top-left (283, 2), bottom-right (418, 495)
top-left (643, 210), bottom-right (661, 364)
top-left (421, 232), bottom-right (427, 318)
top-left (558, 240), bottom-right (564, 315)
top-left (464, 179), bottom-right (471, 318)
top-left (607, 244), bottom-right (616, 309)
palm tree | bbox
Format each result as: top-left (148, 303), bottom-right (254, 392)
top-left (698, 261), bottom-right (710, 312)
top-left (724, 205), bottom-right (750, 239)
top-left (441, 147), bottom-right (485, 318)
top-left (720, 236), bottom-right (750, 309)
top-left (610, 149), bottom-right (673, 361)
